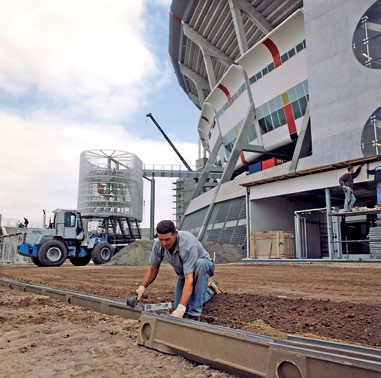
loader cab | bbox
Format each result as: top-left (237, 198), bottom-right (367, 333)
top-left (53, 209), bottom-right (84, 240)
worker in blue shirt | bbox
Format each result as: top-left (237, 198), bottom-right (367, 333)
top-left (367, 166), bottom-right (381, 206)
top-left (135, 220), bottom-right (222, 319)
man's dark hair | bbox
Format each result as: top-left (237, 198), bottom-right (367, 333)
top-left (347, 164), bottom-right (353, 171)
top-left (156, 220), bottom-right (176, 235)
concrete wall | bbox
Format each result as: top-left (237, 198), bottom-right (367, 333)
top-left (304, 0), bottom-right (381, 166)
top-left (250, 197), bottom-right (301, 232)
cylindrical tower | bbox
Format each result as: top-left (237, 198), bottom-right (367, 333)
top-left (77, 150), bottom-right (143, 221)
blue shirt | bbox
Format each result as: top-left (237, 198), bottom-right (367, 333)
top-left (148, 231), bottom-right (211, 278)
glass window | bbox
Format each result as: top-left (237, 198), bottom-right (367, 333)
top-left (269, 98), bottom-right (277, 113)
top-left (275, 95), bottom-right (283, 110)
top-left (288, 48), bottom-right (296, 58)
top-left (271, 111), bottom-right (280, 129)
top-left (291, 100), bottom-right (302, 119)
top-left (262, 66), bottom-right (268, 76)
top-left (268, 62), bottom-right (275, 72)
top-left (281, 52), bottom-right (288, 63)
top-left (352, 1), bottom-right (381, 69)
top-left (299, 96), bottom-right (308, 115)
top-left (258, 118), bottom-right (267, 134)
top-left (288, 87), bottom-right (297, 102)
top-left (303, 39), bottom-right (306, 48)
top-left (262, 102), bottom-right (270, 117)
top-left (64, 212), bottom-right (76, 227)
top-left (249, 75), bottom-right (256, 85)
top-left (265, 115), bottom-right (273, 132)
top-left (303, 80), bottom-right (309, 95)
top-left (256, 105), bottom-right (263, 119)
top-left (361, 107), bottom-right (381, 156)
top-left (256, 71), bottom-right (262, 80)
top-left (277, 108), bottom-right (287, 126)
top-left (296, 42), bottom-right (304, 52)
top-left (295, 83), bottom-right (305, 99)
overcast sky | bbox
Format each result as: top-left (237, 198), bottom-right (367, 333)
top-left (0, 0), bottom-right (200, 229)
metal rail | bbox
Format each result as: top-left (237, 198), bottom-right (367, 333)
top-left (1, 277), bottom-right (380, 378)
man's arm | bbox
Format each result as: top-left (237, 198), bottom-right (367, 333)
top-left (170, 272), bottom-right (194, 317)
top-left (137, 264), bottom-right (160, 300)
top-left (179, 272), bottom-right (194, 307)
top-left (352, 165), bottom-right (362, 179)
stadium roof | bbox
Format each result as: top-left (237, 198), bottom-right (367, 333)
top-left (169, 0), bottom-right (303, 108)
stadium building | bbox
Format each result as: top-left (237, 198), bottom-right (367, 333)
top-left (169, 0), bottom-right (381, 260)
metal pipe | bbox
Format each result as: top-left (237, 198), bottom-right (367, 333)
top-left (325, 188), bottom-right (334, 260)
top-left (150, 177), bottom-right (155, 240)
top-left (294, 213), bottom-right (301, 258)
top-left (245, 187), bottom-right (250, 259)
top-left (143, 175), bottom-right (156, 240)
top-left (302, 217), bottom-right (308, 258)
top-left (146, 113), bottom-right (193, 172)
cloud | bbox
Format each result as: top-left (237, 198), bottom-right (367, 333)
top-left (0, 0), bottom-right (164, 122)
top-left (0, 110), bottom-right (197, 227)
top-left (0, 1), bottom-right (197, 230)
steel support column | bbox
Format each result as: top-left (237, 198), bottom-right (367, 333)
top-left (245, 187), bottom-right (251, 258)
top-left (228, 0), bottom-right (249, 55)
top-left (325, 188), bottom-right (334, 260)
top-left (233, 0), bottom-right (273, 34)
top-left (183, 23), bottom-right (234, 89)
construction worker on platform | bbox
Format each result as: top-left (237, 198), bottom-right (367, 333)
top-left (135, 220), bottom-right (221, 319)
top-left (339, 164), bottom-right (363, 212)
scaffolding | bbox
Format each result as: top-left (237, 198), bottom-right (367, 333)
top-left (77, 150), bottom-right (143, 221)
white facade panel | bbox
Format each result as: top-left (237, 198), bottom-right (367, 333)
top-left (304, 0), bottom-right (381, 166)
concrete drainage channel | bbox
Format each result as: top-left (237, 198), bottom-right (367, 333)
top-left (1, 277), bottom-right (380, 378)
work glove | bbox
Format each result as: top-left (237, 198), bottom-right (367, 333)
top-left (136, 286), bottom-right (145, 300)
top-left (170, 304), bottom-right (186, 318)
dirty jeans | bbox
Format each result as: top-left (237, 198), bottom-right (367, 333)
top-left (174, 258), bottom-right (215, 317)
top-left (343, 186), bottom-right (356, 211)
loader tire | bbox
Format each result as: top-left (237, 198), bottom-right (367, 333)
top-left (69, 255), bottom-right (91, 266)
top-left (31, 256), bottom-right (43, 267)
top-left (38, 240), bottom-right (68, 267)
top-left (91, 242), bottom-right (114, 264)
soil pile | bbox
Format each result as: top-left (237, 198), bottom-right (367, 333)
top-left (106, 240), bottom-right (154, 266)
top-left (107, 240), bottom-right (246, 266)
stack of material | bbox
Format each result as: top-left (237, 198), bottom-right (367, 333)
top-left (368, 226), bottom-right (381, 259)
top-left (250, 231), bottom-right (295, 259)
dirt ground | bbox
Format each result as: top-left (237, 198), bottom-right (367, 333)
top-left (1, 262), bottom-right (381, 377)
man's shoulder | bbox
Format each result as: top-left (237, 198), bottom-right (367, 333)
top-left (152, 239), bottom-right (163, 253)
top-left (178, 230), bottom-right (197, 241)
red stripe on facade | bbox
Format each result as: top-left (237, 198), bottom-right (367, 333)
top-left (217, 84), bottom-right (233, 106)
top-left (169, 54), bottom-right (178, 63)
top-left (169, 9), bottom-right (182, 22)
top-left (240, 151), bottom-right (247, 164)
top-left (263, 38), bottom-right (282, 68)
top-left (201, 116), bottom-right (209, 123)
top-left (283, 104), bottom-right (297, 134)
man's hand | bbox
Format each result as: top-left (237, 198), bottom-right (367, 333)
top-left (136, 286), bottom-right (145, 300)
top-left (170, 304), bottom-right (186, 318)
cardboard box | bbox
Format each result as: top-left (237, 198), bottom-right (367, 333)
top-left (250, 231), bottom-right (295, 259)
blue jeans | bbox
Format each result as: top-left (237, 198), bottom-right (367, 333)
top-left (377, 182), bottom-right (381, 205)
top-left (174, 258), bottom-right (215, 317)
top-left (343, 186), bottom-right (356, 211)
